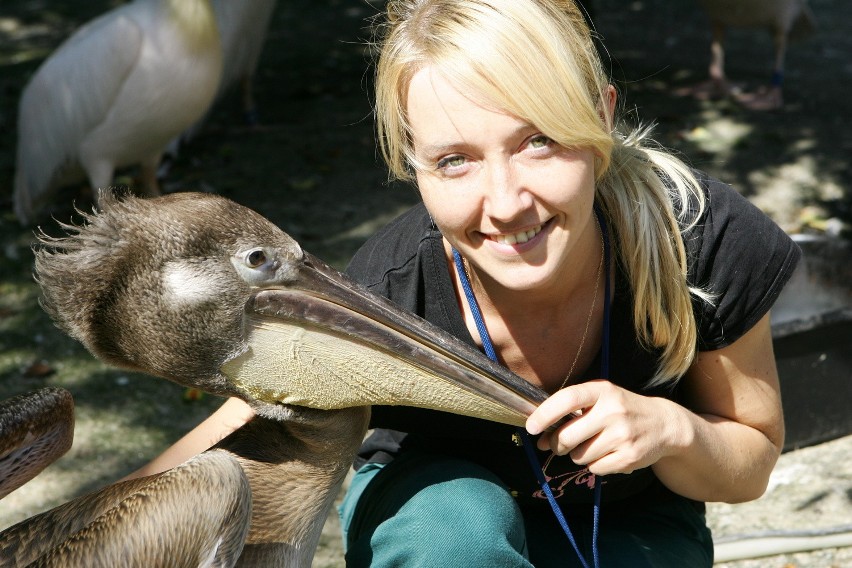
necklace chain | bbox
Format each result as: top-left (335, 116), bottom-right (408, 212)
top-left (559, 218), bottom-right (604, 390)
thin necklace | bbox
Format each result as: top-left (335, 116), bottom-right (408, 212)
top-left (559, 217), bottom-right (604, 390)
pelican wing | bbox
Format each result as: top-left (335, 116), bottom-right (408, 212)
top-left (0, 451), bottom-right (251, 566)
top-left (0, 388), bottom-right (74, 500)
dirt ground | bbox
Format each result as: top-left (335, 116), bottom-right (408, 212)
top-left (0, 0), bottom-right (850, 566)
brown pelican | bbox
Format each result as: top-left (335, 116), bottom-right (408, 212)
top-left (6, 191), bottom-right (548, 565)
top-left (34, 192), bottom-right (543, 425)
top-left (0, 449), bottom-right (252, 566)
top-left (0, 388), bottom-right (74, 500)
top-left (0, 411), bottom-right (366, 566)
top-left (13, 0), bottom-right (223, 225)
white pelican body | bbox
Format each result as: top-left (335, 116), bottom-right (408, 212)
top-left (168, 0), bottom-right (278, 154)
top-left (13, 0), bottom-right (222, 224)
top-left (210, 0), bottom-right (277, 123)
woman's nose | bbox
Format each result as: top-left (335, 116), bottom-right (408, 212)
top-left (482, 164), bottom-right (532, 222)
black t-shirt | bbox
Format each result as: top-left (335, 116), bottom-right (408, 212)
top-left (345, 173), bottom-right (800, 509)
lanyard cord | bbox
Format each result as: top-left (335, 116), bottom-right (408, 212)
top-left (451, 207), bottom-right (611, 568)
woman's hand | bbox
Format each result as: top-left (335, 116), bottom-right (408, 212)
top-left (528, 314), bottom-right (784, 503)
top-left (526, 380), bottom-right (690, 476)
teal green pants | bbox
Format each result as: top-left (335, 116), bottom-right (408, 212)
top-left (339, 451), bottom-right (713, 567)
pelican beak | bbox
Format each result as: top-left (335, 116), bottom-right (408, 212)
top-left (221, 252), bottom-right (546, 427)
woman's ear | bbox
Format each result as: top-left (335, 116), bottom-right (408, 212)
top-left (600, 84), bottom-right (617, 131)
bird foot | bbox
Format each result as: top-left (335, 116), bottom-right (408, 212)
top-left (674, 78), bottom-right (736, 101)
top-left (733, 86), bottom-right (784, 111)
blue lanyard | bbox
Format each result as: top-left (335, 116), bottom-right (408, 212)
top-left (452, 207), bottom-right (611, 568)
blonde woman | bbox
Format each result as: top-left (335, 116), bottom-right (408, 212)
top-left (338, 0), bottom-right (798, 566)
top-left (130, 1), bottom-right (799, 565)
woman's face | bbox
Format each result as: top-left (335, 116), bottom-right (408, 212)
top-left (407, 67), bottom-right (599, 294)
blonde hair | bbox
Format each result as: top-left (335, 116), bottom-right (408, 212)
top-left (373, 0), bottom-right (710, 387)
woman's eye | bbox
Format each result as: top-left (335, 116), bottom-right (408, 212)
top-left (436, 155), bottom-right (466, 170)
top-left (529, 135), bottom-right (552, 149)
top-left (246, 249), bottom-right (267, 268)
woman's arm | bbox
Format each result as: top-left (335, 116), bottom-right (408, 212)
top-left (120, 397), bottom-right (255, 481)
top-left (652, 312), bottom-right (783, 502)
top-left (526, 313), bottom-right (784, 504)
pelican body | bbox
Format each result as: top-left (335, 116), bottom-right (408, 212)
top-left (0, 450), bottom-right (251, 566)
top-left (13, 0), bottom-right (222, 225)
top-left (0, 410), bottom-right (367, 567)
top-left (15, 192), bottom-right (550, 565)
top-left (168, 0), bottom-right (278, 156)
top-left (206, 0), bottom-right (277, 125)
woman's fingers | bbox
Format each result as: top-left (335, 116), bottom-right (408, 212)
top-left (527, 380), bottom-right (675, 475)
top-left (526, 380), bottom-right (605, 435)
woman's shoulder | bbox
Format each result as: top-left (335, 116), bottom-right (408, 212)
top-left (345, 202), bottom-right (434, 285)
top-left (682, 170), bottom-right (799, 272)
top-left (691, 170), bottom-right (769, 225)
top-left (676, 170), bottom-right (765, 229)
top-left (682, 171), bottom-right (802, 349)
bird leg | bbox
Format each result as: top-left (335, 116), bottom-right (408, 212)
top-left (138, 155), bottom-right (163, 198)
top-left (240, 74), bottom-right (260, 126)
top-left (708, 22), bottom-right (728, 87)
top-left (675, 22), bottom-right (734, 101)
top-left (734, 29), bottom-right (787, 111)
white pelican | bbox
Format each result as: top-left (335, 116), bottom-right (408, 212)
top-left (168, 0), bottom-right (278, 157)
top-left (13, 0), bottom-right (222, 225)
top-left (696, 0), bottom-right (817, 109)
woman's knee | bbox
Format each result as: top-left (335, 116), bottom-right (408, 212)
top-left (343, 453), bottom-right (531, 567)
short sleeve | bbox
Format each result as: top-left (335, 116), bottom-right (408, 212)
top-left (685, 174), bottom-right (801, 350)
top-left (344, 203), bottom-right (431, 308)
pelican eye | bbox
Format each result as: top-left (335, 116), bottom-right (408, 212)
top-left (232, 247), bottom-right (282, 286)
top-left (246, 249), bottom-right (267, 268)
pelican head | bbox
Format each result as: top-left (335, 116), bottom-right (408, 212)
top-left (36, 192), bottom-right (300, 406)
top-left (35, 192), bottom-right (546, 424)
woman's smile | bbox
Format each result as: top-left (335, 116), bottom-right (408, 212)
top-left (481, 217), bottom-right (552, 250)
